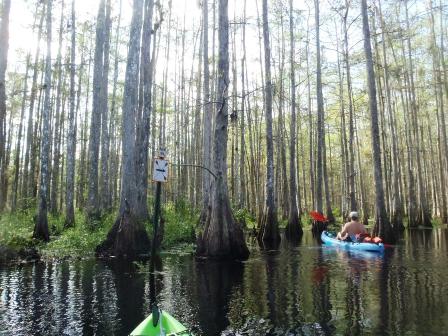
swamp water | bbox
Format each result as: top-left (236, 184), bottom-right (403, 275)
top-left (1, 229), bottom-right (447, 335)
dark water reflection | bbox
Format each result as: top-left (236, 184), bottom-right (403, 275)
top-left (1, 229), bottom-right (448, 335)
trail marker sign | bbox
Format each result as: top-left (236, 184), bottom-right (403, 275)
top-left (153, 159), bottom-right (169, 182)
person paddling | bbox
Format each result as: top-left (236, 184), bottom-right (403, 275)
top-left (337, 211), bottom-right (366, 241)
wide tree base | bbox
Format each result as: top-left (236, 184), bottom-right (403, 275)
top-left (373, 214), bottom-right (396, 244)
top-left (196, 192), bottom-right (249, 261)
top-left (257, 206), bottom-right (280, 249)
top-left (285, 210), bottom-right (303, 242)
top-left (34, 204), bottom-right (49, 242)
top-left (391, 216), bottom-right (405, 233)
top-left (325, 208), bottom-right (335, 224)
top-left (96, 208), bottom-right (151, 259)
top-left (311, 220), bottom-right (327, 236)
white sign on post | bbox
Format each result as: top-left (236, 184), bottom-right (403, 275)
top-left (153, 158), bottom-right (169, 182)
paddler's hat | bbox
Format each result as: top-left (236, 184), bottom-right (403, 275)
top-left (349, 211), bottom-right (359, 219)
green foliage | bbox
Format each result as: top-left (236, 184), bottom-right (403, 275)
top-left (41, 210), bottom-right (116, 259)
top-left (159, 201), bottom-right (197, 249)
top-left (233, 208), bottom-right (256, 229)
top-left (431, 217), bottom-right (443, 227)
top-left (301, 212), bottom-right (313, 227)
top-left (0, 208), bottom-right (115, 259)
top-left (0, 208), bottom-right (35, 251)
top-left (1, 200), bottom-right (199, 261)
top-left (278, 218), bottom-right (288, 229)
top-left (332, 207), bottom-right (342, 220)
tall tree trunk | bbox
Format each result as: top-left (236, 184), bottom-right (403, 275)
top-left (404, 1), bottom-right (431, 227)
top-left (306, 12), bottom-right (315, 211)
top-left (277, 14), bottom-right (289, 220)
top-left (343, 5), bottom-right (357, 213)
top-left (196, 0), bottom-right (249, 261)
top-left (313, 0), bottom-right (329, 232)
top-left (200, 0), bottom-right (212, 226)
top-left (109, 0), bottom-right (122, 209)
top-left (0, 0), bottom-right (11, 211)
top-left (258, 0), bottom-right (280, 248)
top-left (30, 66), bottom-right (45, 199)
top-left (285, 0), bottom-right (302, 240)
top-left (87, 0), bottom-right (106, 221)
top-left (322, 119), bottom-right (334, 223)
top-left (96, 0), bottom-right (150, 259)
top-left (11, 55), bottom-right (31, 211)
top-left (361, 0), bottom-right (394, 243)
top-left (77, 46), bottom-right (93, 209)
top-left (335, 22), bottom-right (349, 219)
top-left (238, 0), bottom-right (247, 210)
top-left (50, 0), bottom-right (65, 214)
top-left (134, 0), bottom-right (155, 221)
top-left (34, 0), bottom-right (52, 242)
top-left (100, 0), bottom-right (112, 212)
top-left (378, 0), bottom-right (404, 231)
top-left (429, 0), bottom-right (447, 223)
top-left (65, 0), bottom-right (76, 227)
top-left (23, 7), bottom-right (45, 204)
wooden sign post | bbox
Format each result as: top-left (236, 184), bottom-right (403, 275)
top-left (151, 149), bottom-right (168, 257)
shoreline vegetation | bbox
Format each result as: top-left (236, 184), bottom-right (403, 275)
top-left (1, 203), bottom-right (444, 265)
top-left (0, 199), bottom-right (199, 264)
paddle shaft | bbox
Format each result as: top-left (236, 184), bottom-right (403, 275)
top-left (150, 181), bottom-right (162, 319)
top-left (151, 181), bottom-right (162, 258)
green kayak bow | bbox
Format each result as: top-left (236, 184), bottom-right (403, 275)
top-left (130, 309), bottom-right (192, 336)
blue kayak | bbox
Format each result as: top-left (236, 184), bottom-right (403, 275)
top-left (321, 231), bottom-right (384, 252)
